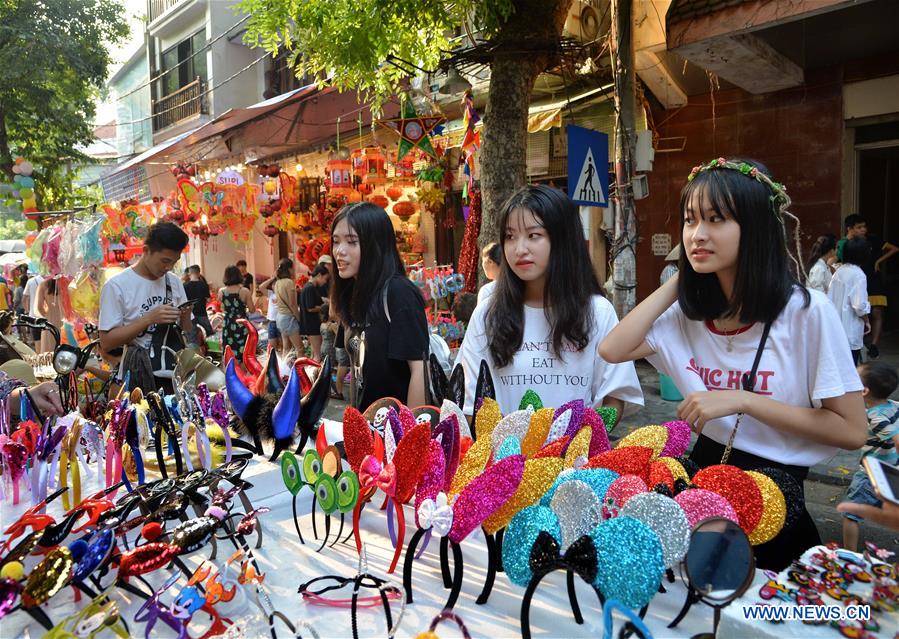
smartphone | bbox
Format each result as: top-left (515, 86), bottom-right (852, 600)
top-left (179, 299), bottom-right (199, 309)
top-left (862, 457), bottom-right (899, 506)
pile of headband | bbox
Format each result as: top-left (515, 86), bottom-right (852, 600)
top-left (0, 458), bottom-right (292, 637)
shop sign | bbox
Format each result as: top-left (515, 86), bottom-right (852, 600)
top-left (652, 233), bottom-right (672, 256)
top-left (567, 124), bottom-right (608, 208)
top-left (216, 170), bottom-right (245, 186)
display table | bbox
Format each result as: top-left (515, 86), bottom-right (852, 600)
top-left (2, 421), bottom-right (896, 638)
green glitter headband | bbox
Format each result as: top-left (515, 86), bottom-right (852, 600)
top-left (686, 157), bottom-right (805, 283)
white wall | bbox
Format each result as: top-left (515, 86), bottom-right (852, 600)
top-left (207, 2), bottom-right (265, 117)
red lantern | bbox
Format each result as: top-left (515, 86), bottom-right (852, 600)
top-left (268, 165), bottom-right (281, 178)
top-left (368, 194), bottom-right (389, 209)
top-left (386, 186), bottom-right (403, 201)
top-left (260, 205), bottom-right (274, 218)
top-left (263, 224), bottom-right (279, 237)
top-left (392, 201), bottom-right (417, 219)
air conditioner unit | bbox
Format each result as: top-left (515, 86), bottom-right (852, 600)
top-left (563, 0), bottom-right (606, 43)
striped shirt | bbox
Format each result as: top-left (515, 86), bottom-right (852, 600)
top-left (860, 400), bottom-right (899, 466)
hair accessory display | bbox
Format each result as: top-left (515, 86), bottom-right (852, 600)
top-left (415, 610), bottom-right (471, 639)
top-left (280, 430), bottom-right (359, 551)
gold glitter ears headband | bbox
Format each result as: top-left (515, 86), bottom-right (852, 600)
top-left (687, 158), bottom-right (805, 283)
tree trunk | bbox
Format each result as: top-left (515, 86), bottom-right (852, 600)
top-left (478, 0), bottom-right (574, 271)
top-left (0, 107), bottom-right (12, 179)
top-left (480, 56), bottom-right (539, 248)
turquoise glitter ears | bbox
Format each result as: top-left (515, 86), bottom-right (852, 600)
top-left (504, 479), bottom-right (665, 639)
top-left (686, 157), bottom-right (804, 281)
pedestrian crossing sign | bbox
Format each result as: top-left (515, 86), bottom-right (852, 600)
top-left (567, 124), bottom-right (609, 207)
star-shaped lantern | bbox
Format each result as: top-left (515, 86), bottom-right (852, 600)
top-left (379, 100), bottom-right (446, 162)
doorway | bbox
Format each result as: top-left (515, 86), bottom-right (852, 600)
top-left (857, 143), bottom-right (899, 332)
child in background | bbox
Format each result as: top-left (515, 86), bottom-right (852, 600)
top-left (842, 361), bottom-right (899, 551)
top-left (829, 237), bottom-right (872, 364)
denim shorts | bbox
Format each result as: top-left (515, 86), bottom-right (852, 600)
top-left (267, 320), bottom-right (281, 340)
top-left (276, 313), bottom-right (300, 337)
top-left (843, 471), bottom-right (882, 522)
top-left (335, 347), bottom-right (350, 367)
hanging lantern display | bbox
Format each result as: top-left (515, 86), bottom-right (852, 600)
top-left (360, 147), bottom-right (387, 187)
top-left (368, 194), bottom-right (389, 209)
top-left (325, 157), bottom-right (354, 199)
top-left (386, 185), bottom-right (404, 201)
top-left (392, 200), bottom-right (417, 219)
top-left (393, 157), bottom-right (416, 187)
top-left (263, 224), bottom-right (279, 238)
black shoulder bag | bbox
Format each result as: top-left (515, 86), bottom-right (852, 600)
top-left (148, 273), bottom-right (186, 380)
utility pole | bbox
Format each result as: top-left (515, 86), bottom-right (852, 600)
top-left (609, 0), bottom-right (638, 317)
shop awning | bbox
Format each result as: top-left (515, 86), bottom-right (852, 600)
top-left (526, 84), bottom-right (614, 132)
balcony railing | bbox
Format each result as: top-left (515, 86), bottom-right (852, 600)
top-left (148, 0), bottom-right (185, 22)
top-left (152, 77), bottom-right (206, 132)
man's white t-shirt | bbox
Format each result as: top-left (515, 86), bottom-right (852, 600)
top-left (644, 288), bottom-right (862, 466)
top-left (23, 274), bottom-right (43, 316)
top-left (458, 295), bottom-right (644, 416)
top-left (827, 264), bottom-right (870, 350)
top-left (99, 267), bottom-right (187, 349)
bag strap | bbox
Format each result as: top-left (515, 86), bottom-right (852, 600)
top-left (721, 320), bottom-right (773, 464)
top-left (164, 273), bottom-right (172, 305)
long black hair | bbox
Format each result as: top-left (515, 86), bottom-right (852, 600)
top-left (330, 202), bottom-right (416, 327)
top-left (806, 234), bottom-right (837, 273)
top-left (486, 185), bottom-right (603, 368)
top-left (677, 158), bottom-right (809, 324)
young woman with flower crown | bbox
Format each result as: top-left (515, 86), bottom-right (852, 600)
top-left (600, 158), bottom-right (867, 569)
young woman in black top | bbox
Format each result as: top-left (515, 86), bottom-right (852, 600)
top-left (330, 202), bottom-right (429, 409)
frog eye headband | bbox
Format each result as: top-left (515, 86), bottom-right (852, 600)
top-left (280, 434), bottom-right (359, 552)
top-left (686, 158), bottom-right (804, 283)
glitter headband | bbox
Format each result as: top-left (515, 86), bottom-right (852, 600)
top-left (687, 157), bottom-right (805, 282)
top-left (403, 451), bottom-right (524, 611)
top-left (343, 405), bottom-right (431, 574)
top-left (505, 481), bottom-right (665, 639)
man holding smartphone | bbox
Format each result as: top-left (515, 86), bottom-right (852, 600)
top-left (99, 223), bottom-right (193, 389)
top-left (839, 361), bottom-right (899, 551)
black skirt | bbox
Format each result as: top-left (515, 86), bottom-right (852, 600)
top-left (689, 434), bottom-right (822, 572)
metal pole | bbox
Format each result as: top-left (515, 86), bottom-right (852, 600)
top-left (610, 0), bottom-right (638, 317)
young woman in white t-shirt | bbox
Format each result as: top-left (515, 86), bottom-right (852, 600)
top-left (806, 234), bottom-right (837, 293)
top-left (828, 237), bottom-right (872, 364)
top-left (600, 158), bottom-right (866, 570)
top-left (458, 185), bottom-right (642, 421)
